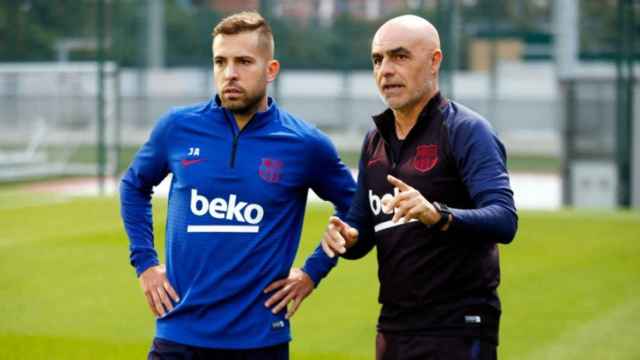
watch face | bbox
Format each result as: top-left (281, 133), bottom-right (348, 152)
top-left (436, 202), bottom-right (449, 214)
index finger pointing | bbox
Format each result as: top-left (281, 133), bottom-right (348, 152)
top-left (329, 216), bottom-right (346, 229)
top-left (387, 175), bottom-right (410, 191)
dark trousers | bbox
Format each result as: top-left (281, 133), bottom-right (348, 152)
top-left (148, 337), bottom-right (289, 360)
top-left (376, 332), bottom-right (497, 360)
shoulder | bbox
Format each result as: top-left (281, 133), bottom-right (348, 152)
top-left (444, 101), bottom-right (498, 144)
top-left (155, 99), bottom-right (220, 132)
top-left (276, 108), bottom-right (331, 146)
top-left (444, 101), bottom-right (506, 161)
top-left (276, 109), bottom-right (316, 134)
top-left (167, 99), bottom-right (218, 123)
top-left (446, 102), bottom-right (494, 132)
top-left (364, 127), bottom-right (380, 143)
top-left (275, 109), bottom-right (344, 167)
top-left (362, 127), bottom-right (381, 154)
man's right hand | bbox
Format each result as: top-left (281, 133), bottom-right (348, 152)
top-left (138, 264), bottom-right (180, 318)
top-left (321, 216), bottom-right (359, 258)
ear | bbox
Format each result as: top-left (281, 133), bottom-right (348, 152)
top-left (431, 49), bottom-right (443, 74)
top-left (266, 59), bottom-right (280, 83)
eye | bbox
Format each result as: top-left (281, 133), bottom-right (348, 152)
top-left (396, 54), bottom-right (408, 61)
top-left (213, 58), bottom-right (224, 66)
top-left (239, 58), bottom-right (252, 65)
top-left (372, 57), bottom-right (382, 65)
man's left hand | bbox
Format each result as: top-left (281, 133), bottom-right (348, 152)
top-left (264, 268), bottom-right (315, 319)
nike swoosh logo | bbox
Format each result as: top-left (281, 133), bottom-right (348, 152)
top-left (181, 159), bottom-right (205, 167)
top-left (367, 158), bottom-right (383, 167)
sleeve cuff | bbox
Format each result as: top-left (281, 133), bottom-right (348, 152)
top-left (134, 257), bottom-right (160, 277)
top-left (302, 255), bottom-right (338, 287)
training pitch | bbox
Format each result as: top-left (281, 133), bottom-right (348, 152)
top-left (0, 192), bottom-right (638, 359)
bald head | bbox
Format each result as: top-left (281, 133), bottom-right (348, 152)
top-left (373, 15), bottom-right (440, 53)
top-left (371, 15), bottom-right (443, 116)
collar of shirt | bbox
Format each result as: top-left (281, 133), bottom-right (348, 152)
top-left (213, 95), bottom-right (279, 134)
top-left (372, 91), bottom-right (448, 144)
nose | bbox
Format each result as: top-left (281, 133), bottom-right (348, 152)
top-left (378, 57), bottom-right (395, 78)
top-left (224, 64), bottom-right (238, 80)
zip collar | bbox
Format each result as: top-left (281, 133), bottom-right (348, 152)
top-left (372, 92), bottom-right (448, 145)
top-left (213, 94), bottom-right (278, 133)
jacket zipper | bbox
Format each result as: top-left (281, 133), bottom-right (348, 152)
top-left (227, 114), bottom-right (252, 168)
top-left (230, 133), bottom-right (240, 168)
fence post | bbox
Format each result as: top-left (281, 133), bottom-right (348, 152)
top-left (97, 0), bottom-right (106, 195)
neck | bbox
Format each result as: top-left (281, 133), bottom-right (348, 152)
top-left (392, 89), bottom-right (437, 140)
top-left (233, 96), bottom-right (269, 130)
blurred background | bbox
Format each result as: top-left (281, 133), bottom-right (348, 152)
top-left (0, 0), bottom-right (638, 209)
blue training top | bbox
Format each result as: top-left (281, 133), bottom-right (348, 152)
top-left (120, 96), bottom-right (356, 349)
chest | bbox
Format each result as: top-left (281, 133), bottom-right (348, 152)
top-left (165, 125), bottom-right (309, 206)
top-left (364, 126), bottom-right (470, 218)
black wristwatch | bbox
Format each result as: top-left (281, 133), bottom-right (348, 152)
top-left (432, 202), bottom-right (452, 231)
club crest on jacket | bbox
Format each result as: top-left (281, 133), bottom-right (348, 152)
top-left (414, 144), bottom-right (438, 173)
top-left (259, 158), bottom-right (283, 183)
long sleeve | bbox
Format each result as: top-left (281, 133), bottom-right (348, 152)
top-left (120, 114), bottom-right (172, 276)
top-left (446, 114), bottom-right (518, 244)
top-left (301, 129), bottom-right (357, 285)
top-left (341, 150), bottom-right (377, 260)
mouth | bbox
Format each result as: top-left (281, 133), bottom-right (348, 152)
top-left (382, 84), bottom-right (404, 92)
top-left (222, 86), bottom-right (243, 95)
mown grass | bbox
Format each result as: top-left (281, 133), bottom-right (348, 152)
top-left (0, 194), bottom-right (638, 359)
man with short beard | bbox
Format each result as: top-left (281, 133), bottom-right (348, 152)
top-left (321, 15), bottom-right (518, 359)
top-left (120, 12), bottom-right (355, 360)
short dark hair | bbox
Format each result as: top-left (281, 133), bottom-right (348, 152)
top-left (212, 11), bottom-right (274, 56)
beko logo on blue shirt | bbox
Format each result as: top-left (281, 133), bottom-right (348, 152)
top-left (187, 189), bottom-right (265, 233)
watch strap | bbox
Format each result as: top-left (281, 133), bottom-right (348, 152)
top-left (432, 202), bottom-right (451, 230)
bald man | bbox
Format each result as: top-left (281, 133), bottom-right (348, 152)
top-left (321, 15), bottom-right (517, 359)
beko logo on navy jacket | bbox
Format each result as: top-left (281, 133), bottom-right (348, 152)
top-left (369, 188), bottom-right (418, 232)
top-left (188, 189), bottom-right (265, 233)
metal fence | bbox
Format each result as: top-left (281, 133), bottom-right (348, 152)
top-left (0, 63), bottom-right (119, 181)
top-left (562, 71), bottom-right (640, 208)
top-left (112, 64), bottom-right (563, 154)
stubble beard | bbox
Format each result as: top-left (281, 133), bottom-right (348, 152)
top-left (221, 88), bottom-right (266, 116)
top-left (379, 79), bottom-right (435, 112)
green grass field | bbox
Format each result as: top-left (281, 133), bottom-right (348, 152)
top-left (0, 192), bottom-right (638, 359)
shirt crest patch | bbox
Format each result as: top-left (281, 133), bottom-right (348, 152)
top-left (259, 158), bottom-right (283, 183)
top-left (414, 144), bottom-right (438, 173)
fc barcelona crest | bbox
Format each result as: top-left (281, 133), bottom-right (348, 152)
top-left (259, 158), bottom-right (283, 183)
top-left (414, 144), bottom-right (438, 173)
